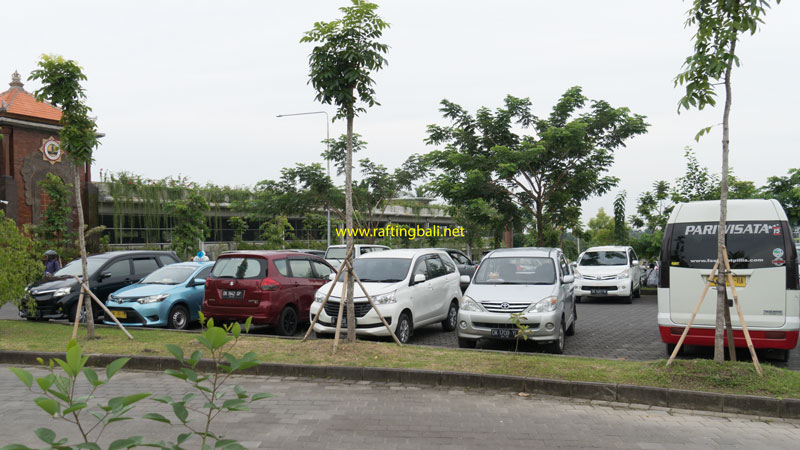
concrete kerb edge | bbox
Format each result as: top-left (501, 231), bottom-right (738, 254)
top-left (0, 350), bottom-right (796, 419)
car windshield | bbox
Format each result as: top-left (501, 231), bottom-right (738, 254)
top-left (337, 258), bottom-right (411, 283)
top-left (211, 258), bottom-right (264, 279)
top-left (473, 257), bottom-right (556, 285)
top-left (580, 251), bottom-right (628, 266)
top-left (141, 266), bottom-right (197, 285)
top-left (54, 258), bottom-right (107, 278)
top-left (326, 247), bottom-right (347, 259)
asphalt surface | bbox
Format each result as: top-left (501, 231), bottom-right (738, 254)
top-left (2, 294), bottom-right (798, 370)
top-left (1, 365), bottom-right (798, 449)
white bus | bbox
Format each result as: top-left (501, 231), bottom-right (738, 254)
top-left (657, 199), bottom-right (799, 361)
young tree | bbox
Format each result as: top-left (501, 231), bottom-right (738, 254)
top-left (29, 55), bottom-right (101, 338)
top-left (0, 211), bottom-right (43, 309)
top-left (302, 0), bottom-right (389, 342)
top-left (228, 216), bottom-right (248, 245)
top-left (166, 192), bottom-right (210, 260)
top-left (675, 0), bottom-right (781, 362)
top-left (34, 173), bottom-right (76, 259)
top-left (613, 191), bottom-right (628, 244)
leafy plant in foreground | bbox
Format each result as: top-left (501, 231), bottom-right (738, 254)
top-left (143, 315), bottom-right (271, 450)
top-left (509, 312), bottom-right (531, 353)
top-left (2, 340), bottom-right (150, 450)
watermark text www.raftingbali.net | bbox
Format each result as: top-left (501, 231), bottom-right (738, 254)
top-left (335, 224), bottom-right (464, 241)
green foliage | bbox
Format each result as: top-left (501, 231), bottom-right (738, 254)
top-left (259, 215), bottom-right (295, 249)
top-left (83, 225), bottom-right (110, 255)
top-left (166, 193), bottom-right (210, 260)
top-left (0, 211), bottom-right (43, 309)
top-left (508, 312), bottom-right (530, 353)
top-left (425, 88), bottom-right (648, 248)
top-left (301, 0), bottom-right (390, 121)
top-left (227, 216), bottom-right (248, 244)
top-left (29, 55), bottom-right (98, 165)
top-left (33, 173), bottom-right (76, 256)
top-left (675, 0), bottom-right (780, 113)
top-left (613, 191), bottom-right (627, 244)
top-left (2, 340), bottom-right (149, 448)
top-left (761, 168), bottom-right (800, 226)
top-left (149, 315), bottom-right (271, 449)
top-left (585, 208), bottom-right (617, 247)
top-left (321, 133), bottom-right (367, 176)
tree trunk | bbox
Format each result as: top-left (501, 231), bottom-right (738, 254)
top-left (345, 112), bottom-right (356, 343)
top-left (74, 165), bottom-right (95, 339)
top-left (714, 39), bottom-right (736, 363)
top-left (536, 202), bottom-right (544, 246)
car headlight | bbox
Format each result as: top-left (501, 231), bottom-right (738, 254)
top-left (137, 294), bottom-right (169, 304)
top-left (460, 295), bottom-right (485, 312)
top-left (372, 291), bottom-right (396, 305)
top-left (53, 287), bottom-right (72, 298)
top-left (616, 270), bottom-right (629, 280)
top-left (526, 296), bottom-right (558, 313)
top-left (314, 292), bottom-right (326, 303)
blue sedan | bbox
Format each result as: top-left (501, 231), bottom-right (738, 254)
top-left (103, 262), bottom-right (213, 329)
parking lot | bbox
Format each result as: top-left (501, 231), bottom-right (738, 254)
top-left (2, 294), bottom-right (797, 370)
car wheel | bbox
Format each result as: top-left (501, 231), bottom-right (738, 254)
top-left (566, 305), bottom-right (576, 336)
top-left (776, 349), bottom-right (791, 362)
top-left (624, 284), bottom-right (634, 304)
top-left (546, 320), bottom-right (566, 354)
top-left (574, 296), bottom-right (582, 304)
top-left (441, 301), bottom-right (458, 332)
top-left (314, 331), bottom-right (334, 339)
top-left (69, 303), bottom-right (85, 324)
top-left (276, 306), bottom-right (299, 336)
top-left (168, 305), bottom-right (190, 330)
top-left (395, 313), bottom-right (412, 344)
top-left (458, 337), bottom-right (477, 349)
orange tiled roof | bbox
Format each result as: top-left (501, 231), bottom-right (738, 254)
top-left (0, 71), bottom-right (62, 122)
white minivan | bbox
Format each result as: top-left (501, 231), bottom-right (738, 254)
top-left (573, 245), bottom-right (642, 303)
top-left (657, 199), bottom-right (800, 360)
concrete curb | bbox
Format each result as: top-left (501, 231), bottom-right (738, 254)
top-left (1, 350), bottom-right (797, 419)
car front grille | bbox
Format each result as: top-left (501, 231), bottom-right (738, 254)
top-left (581, 274), bottom-right (616, 281)
top-left (480, 302), bottom-right (530, 313)
top-left (324, 301), bottom-right (373, 318)
top-left (473, 322), bottom-right (539, 329)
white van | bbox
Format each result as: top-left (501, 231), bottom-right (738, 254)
top-left (657, 199), bottom-right (800, 360)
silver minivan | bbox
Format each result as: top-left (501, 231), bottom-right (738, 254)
top-left (456, 247), bottom-right (576, 353)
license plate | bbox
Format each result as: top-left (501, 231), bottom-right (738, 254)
top-left (590, 289), bottom-right (608, 295)
top-left (221, 290), bottom-right (243, 300)
top-left (331, 316), bottom-right (348, 328)
top-left (709, 276), bottom-right (746, 287)
top-left (112, 310), bottom-right (127, 319)
top-left (490, 328), bottom-right (517, 339)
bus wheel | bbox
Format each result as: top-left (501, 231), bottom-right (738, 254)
top-left (666, 343), bottom-right (684, 357)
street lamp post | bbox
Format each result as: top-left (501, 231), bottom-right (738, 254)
top-left (276, 111), bottom-right (331, 247)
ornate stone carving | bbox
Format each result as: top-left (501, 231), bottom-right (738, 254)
top-left (21, 151), bottom-right (77, 224)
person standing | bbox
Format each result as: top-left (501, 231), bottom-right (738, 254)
top-left (43, 250), bottom-right (61, 277)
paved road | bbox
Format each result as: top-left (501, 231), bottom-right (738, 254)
top-left (1, 365), bottom-right (798, 449)
top-left (3, 295), bottom-right (798, 370)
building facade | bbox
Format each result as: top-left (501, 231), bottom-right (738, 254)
top-left (0, 71), bottom-right (91, 229)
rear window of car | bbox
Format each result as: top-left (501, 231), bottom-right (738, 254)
top-left (326, 247), bottom-right (347, 259)
top-left (211, 257), bottom-right (265, 279)
top-left (668, 221), bottom-right (788, 269)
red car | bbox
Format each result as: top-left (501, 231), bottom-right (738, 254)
top-left (202, 251), bottom-right (335, 335)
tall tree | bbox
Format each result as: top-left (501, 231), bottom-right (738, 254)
top-left (675, 0), bottom-right (781, 362)
top-left (302, 0), bottom-right (389, 343)
top-left (166, 192), bottom-right (210, 259)
top-left (30, 55), bottom-right (101, 338)
top-left (761, 168), bottom-right (800, 226)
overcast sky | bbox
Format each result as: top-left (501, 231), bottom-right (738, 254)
top-left (5, 1), bottom-right (798, 225)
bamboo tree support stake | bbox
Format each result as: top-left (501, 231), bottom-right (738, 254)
top-left (71, 285), bottom-right (86, 340)
top-left (722, 249), bottom-right (762, 376)
top-left (302, 247), bottom-right (353, 341)
top-left (332, 270), bottom-right (349, 354)
top-left (723, 288), bottom-right (737, 361)
top-left (71, 276), bottom-right (134, 340)
top-left (346, 260), bottom-right (402, 346)
top-left (667, 260), bottom-right (720, 366)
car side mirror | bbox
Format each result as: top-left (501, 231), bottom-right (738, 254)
top-left (632, 260), bottom-right (640, 266)
top-left (459, 275), bottom-right (471, 284)
top-left (562, 274), bottom-right (575, 284)
top-left (328, 273), bottom-right (337, 281)
top-left (413, 273), bottom-right (426, 284)
top-left (191, 278), bottom-right (205, 287)
top-left (99, 271), bottom-right (111, 281)
top-left (569, 262), bottom-right (577, 269)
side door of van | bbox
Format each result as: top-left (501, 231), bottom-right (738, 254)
top-left (95, 258), bottom-right (134, 302)
top-left (408, 255), bottom-right (434, 322)
top-left (422, 255), bottom-right (449, 322)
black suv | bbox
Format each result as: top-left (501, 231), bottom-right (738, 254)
top-left (20, 251), bottom-right (180, 322)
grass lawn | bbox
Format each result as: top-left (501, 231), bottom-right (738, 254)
top-left (1, 320), bottom-right (799, 399)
